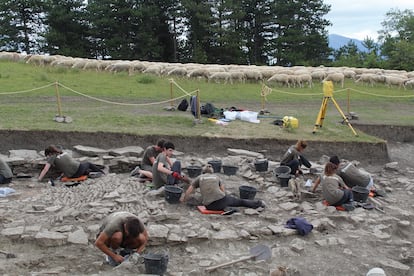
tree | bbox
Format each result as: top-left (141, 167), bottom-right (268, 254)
top-left (379, 8), bottom-right (414, 71)
top-left (85, 0), bottom-right (175, 61)
top-left (269, 0), bottom-right (331, 66)
top-left (361, 37), bottom-right (380, 68)
top-left (180, 0), bottom-right (215, 63)
top-left (0, 0), bottom-right (45, 53)
top-left (43, 0), bottom-right (90, 57)
top-left (239, 0), bottom-right (274, 65)
top-left (208, 0), bottom-right (247, 64)
top-left (332, 41), bottom-right (363, 67)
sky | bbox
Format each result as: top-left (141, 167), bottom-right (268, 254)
top-left (324, 0), bottom-right (414, 40)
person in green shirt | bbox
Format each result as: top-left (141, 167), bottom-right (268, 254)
top-left (38, 144), bottom-right (105, 181)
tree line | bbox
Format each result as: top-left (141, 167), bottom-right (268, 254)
top-left (0, 1), bottom-right (413, 71)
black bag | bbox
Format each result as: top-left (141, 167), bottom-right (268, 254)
top-left (201, 102), bottom-right (215, 116)
top-left (177, 98), bottom-right (189, 111)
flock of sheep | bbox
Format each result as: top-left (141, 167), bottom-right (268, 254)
top-left (2, 51), bottom-right (414, 89)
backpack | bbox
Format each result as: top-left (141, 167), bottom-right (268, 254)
top-left (201, 102), bottom-right (215, 116)
top-left (177, 98), bottom-right (189, 111)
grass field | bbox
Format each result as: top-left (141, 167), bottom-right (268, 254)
top-left (1, 60), bottom-right (413, 143)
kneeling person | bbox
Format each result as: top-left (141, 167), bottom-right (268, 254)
top-left (95, 211), bottom-right (148, 266)
top-left (181, 164), bottom-right (264, 211)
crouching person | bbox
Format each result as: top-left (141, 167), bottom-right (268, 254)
top-left (320, 162), bottom-right (354, 209)
top-left (181, 164), bottom-right (265, 211)
top-left (95, 211), bottom-right (148, 266)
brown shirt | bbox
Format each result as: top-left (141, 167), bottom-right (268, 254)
top-left (191, 174), bottom-right (225, 206)
top-left (321, 174), bottom-right (346, 205)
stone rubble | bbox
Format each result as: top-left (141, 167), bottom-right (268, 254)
top-left (0, 145), bottom-right (413, 275)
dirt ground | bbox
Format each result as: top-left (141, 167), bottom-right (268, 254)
top-left (0, 129), bottom-right (413, 276)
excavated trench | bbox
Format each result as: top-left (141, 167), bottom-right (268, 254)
top-left (1, 124), bottom-right (412, 166)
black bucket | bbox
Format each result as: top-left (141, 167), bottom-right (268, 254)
top-left (164, 185), bottom-right (183, 204)
top-left (239, 185), bottom-right (257, 199)
top-left (208, 160), bottom-right (222, 173)
top-left (278, 174), bottom-right (291, 187)
top-left (273, 166), bottom-right (291, 177)
top-left (186, 165), bottom-right (202, 178)
top-left (143, 253), bottom-right (169, 275)
top-left (222, 165), bottom-right (238, 176)
top-left (254, 159), bottom-right (268, 172)
top-left (352, 186), bottom-right (369, 203)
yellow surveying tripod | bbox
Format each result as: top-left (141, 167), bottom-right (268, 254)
top-left (313, 81), bottom-right (358, 136)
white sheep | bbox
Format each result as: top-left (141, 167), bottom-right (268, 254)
top-left (187, 68), bottom-right (209, 80)
top-left (26, 54), bottom-right (47, 66)
top-left (106, 61), bottom-right (134, 73)
top-left (82, 60), bottom-right (104, 71)
top-left (229, 71), bottom-right (246, 83)
top-left (296, 74), bottom-right (313, 88)
top-left (354, 73), bottom-right (377, 86)
top-left (404, 79), bottom-right (414, 89)
top-left (167, 67), bottom-right (187, 77)
top-left (343, 69), bottom-right (356, 80)
top-left (267, 73), bottom-right (291, 87)
top-left (128, 61), bottom-right (147, 75)
top-left (242, 69), bottom-right (263, 83)
top-left (385, 76), bottom-right (407, 89)
top-left (142, 64), bottom-right (162, 76)
top-left (208, 72), bottom-right (232, 84)
top-left (72, 59), bottom-right (88, 69)
top-left (0, 51), bottom-right (25, 62)
top-left (311, 70), bottom-right (327, 81)
top-left (323, 72), bottom-right (345, 88)
top-left (50, 57), bottom-right (77, 68)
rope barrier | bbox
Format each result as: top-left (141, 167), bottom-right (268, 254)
top-left (348, 87), bottom-right (414, 98)
top-left (58, 82), bottom-right (175, 106)
top-left (0, 83), bottom-right (56, 95)
top-left (264, 86), bottom-right (414, 98)
top-left (169, 79), bottom-right (198, 96)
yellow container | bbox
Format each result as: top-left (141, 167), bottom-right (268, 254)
top-left (283, 116), bottom-right (299, 128)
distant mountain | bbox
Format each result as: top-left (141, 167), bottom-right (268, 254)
top-left (328, 34), bottom-right (368, 52)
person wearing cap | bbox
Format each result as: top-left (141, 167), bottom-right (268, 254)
top-left (151, 141), bottom-right (189, 189)
top-left (0, 157), bottom-right (13, 184)
top-left (130, 138), bottom-right (166, 179)
top-left (181, 164), bottom-right (265, 210)
top-left (318, 161), bottom-right (353, 207)
top-left (95, 211), bottom-right (148, 266)
top-left (280, 139), bottom-right (312, 176)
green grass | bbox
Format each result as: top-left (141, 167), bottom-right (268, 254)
top-left (1, 60), bottom-right (413, 142)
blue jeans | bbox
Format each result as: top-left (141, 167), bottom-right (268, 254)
top-left (0, 175), bottom-right (12, 184)
top-left (333, 189), bottom-right (353, 206)
top-left (167, 161), bottom-right (181, 185)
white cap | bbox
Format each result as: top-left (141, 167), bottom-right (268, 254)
top-left (366, 267), bottom-right (386, 276)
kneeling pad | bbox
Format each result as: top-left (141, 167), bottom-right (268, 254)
top-left (197, 206), bottom-right (224, 215)
top-left (322, 200), bottom-right (346, 211)
top-left (61, 175), bottom-right (88, 182)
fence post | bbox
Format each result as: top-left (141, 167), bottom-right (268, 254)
top-left (196, 89), bottom-right (201, 120)
top-left (55, 81), bottom-right (63, 117)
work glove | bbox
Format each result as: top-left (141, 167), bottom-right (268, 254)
top-left (171, 171), bottom-right (182, 180)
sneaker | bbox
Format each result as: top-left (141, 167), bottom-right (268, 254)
top-left (130, 166), bottom-right (141, 176)
top-left (342, 203), bottom-right (355, 211)
top-left (259, 200), bottom-right (266, 208)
